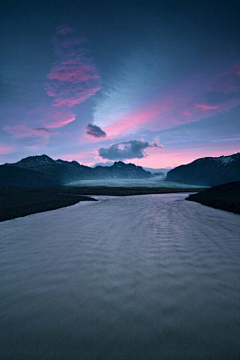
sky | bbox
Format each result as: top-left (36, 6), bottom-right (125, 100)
top-left (0, 0), bottom-right (240, 168)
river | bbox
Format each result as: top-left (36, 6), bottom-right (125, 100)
top-left (0, 194), bottom-right (240, 360)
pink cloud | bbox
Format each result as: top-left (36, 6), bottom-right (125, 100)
top-left (28, 106), bottom-right (76, 129)
top-left (3, 125), bottom-right (52, 149)
top-left (104, 101), bottom-right (170, 138)
top-left (194, 103), bottom-right (220, 111)
top-left (45, 28), bottom-right (101, 109)
top-left (47, 87), bottom-right (100, 108)
top-left (58, 143), bottom-right (240, 169)
top-left (45, 110), bottom-right (76, 128)
top-left (1, 26), bottom-right (101, 152)
top-left (183, 109), bottom-right (192, 117)
top-left (48, 63), bottom-right (100, 83)
top-left (132, 145), bottom-right (240, 168)
top-left (3, 125), bottom-right (42, 138)
top-left (58, 149), bottom-right (99, 166)
top-left (96, 62), bottom-right (240, 140)
top-left (2, 123), bottom-right (51, 151)
top-left (0, 145), bottom-right (14, 155)
top-left (103, 90), bottom-right (193, 138)
top-left (206, 62), bottom-right (240, 93)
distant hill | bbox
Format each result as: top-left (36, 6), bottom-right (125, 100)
top-left (93, 162), bottom-right (170, 176)
top-left (93, 161), bottom-right (170, 176)
top-left (0, 155), bottom-right (152, 187)
top-left (143, 167), bottom-right (170, 176)
top-left (186, 181), bottom-right (240, 214)
top-left (166, 153), bottom-right (240, 186)
top-left (92, 161), bottom-right (151, 179)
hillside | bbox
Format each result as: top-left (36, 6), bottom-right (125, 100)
top-left (166, 153), bottom-right (240, 186)
top-left (186, 181), bottom-right (240, 214)
top-left (0, 155), bottom-right (152, 187)
top-left (0, 165), bottom-right (56, 187)
top-left (0, 187), bottom-right (96, 222)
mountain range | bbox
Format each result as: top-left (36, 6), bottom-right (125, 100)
top-left (1, 152), bottom-right (239, 188)
top-left (0, 155), bottom-right (152, 187)
top-left (166, 152), bottom-right (240, 186)
top-left (93, 162), bottom-right (167, 176)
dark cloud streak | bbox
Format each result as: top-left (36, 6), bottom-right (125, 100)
top-left (86, 123), bottom-right (106, 138)
top-left (32, 127), bottom-right (55, 134)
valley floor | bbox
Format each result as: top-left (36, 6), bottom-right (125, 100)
top-left (0, 186), bottom-right (205, 222)
top-left (3, 182), bottom-right (239, 222)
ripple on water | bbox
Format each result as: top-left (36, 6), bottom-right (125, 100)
top-left (0, 194), bottom-right (240, 360)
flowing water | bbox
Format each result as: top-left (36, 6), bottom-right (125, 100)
top-left (0, 194), bottom-right (240, 360)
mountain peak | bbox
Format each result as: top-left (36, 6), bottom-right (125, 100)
top-left (166, 152), bottom-right (240, 186)
top-left (113, 161), bottom-right (125, 165)
top-left (113, 161), bottom-right (136, 168)
top-left (16, 154), bottom-right (55, 165)
top-left (2, 154), bottom-right (152, 186)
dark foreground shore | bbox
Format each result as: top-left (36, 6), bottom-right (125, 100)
top-left (0, 187), bottom-right (97, 222)
top-left (0, 186), bottom-right (205, 222)
top-left (60, 186), bottom-right (205, 196)
top-left (186, 181), bottom-right (240, 214)
top-left (1, 183), bottom-right (239, 221)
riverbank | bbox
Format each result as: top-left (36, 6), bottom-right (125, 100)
top-left (60, 185), bottom-right (205, 196)
top-left (0, 187), bottom-right (97, 222)
top-left (0, 186), bottom-right (205, 222)
top-left (186, 181), bottom-right (240, 214)
top-left (0, 186), bottom-right (206, 222)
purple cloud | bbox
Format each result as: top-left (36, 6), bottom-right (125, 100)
top-left (3, 125), bottom-right (52, 149)
top-left (45, 27), bottom-right (101, 108)
top-left (99, 140), bottom-right (163, 160)
top-left (56, 25), bottom-right (75, 36)
top-left (0, 145), bottom-right (14, 155)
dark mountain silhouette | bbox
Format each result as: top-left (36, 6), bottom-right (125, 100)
top-left (186, 181), bottom-right (240, 214)
top-left (166, 153), bottom-right (240, 186)
top-left (92, 161), bottom-right (151, 180)
top-left (0, 165), bottom-right (56, 187)
top-left (0, 155), bottom-right (152, 187)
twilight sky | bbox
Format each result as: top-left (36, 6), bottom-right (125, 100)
top-left (1, 0), bottom-right (240, 168)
